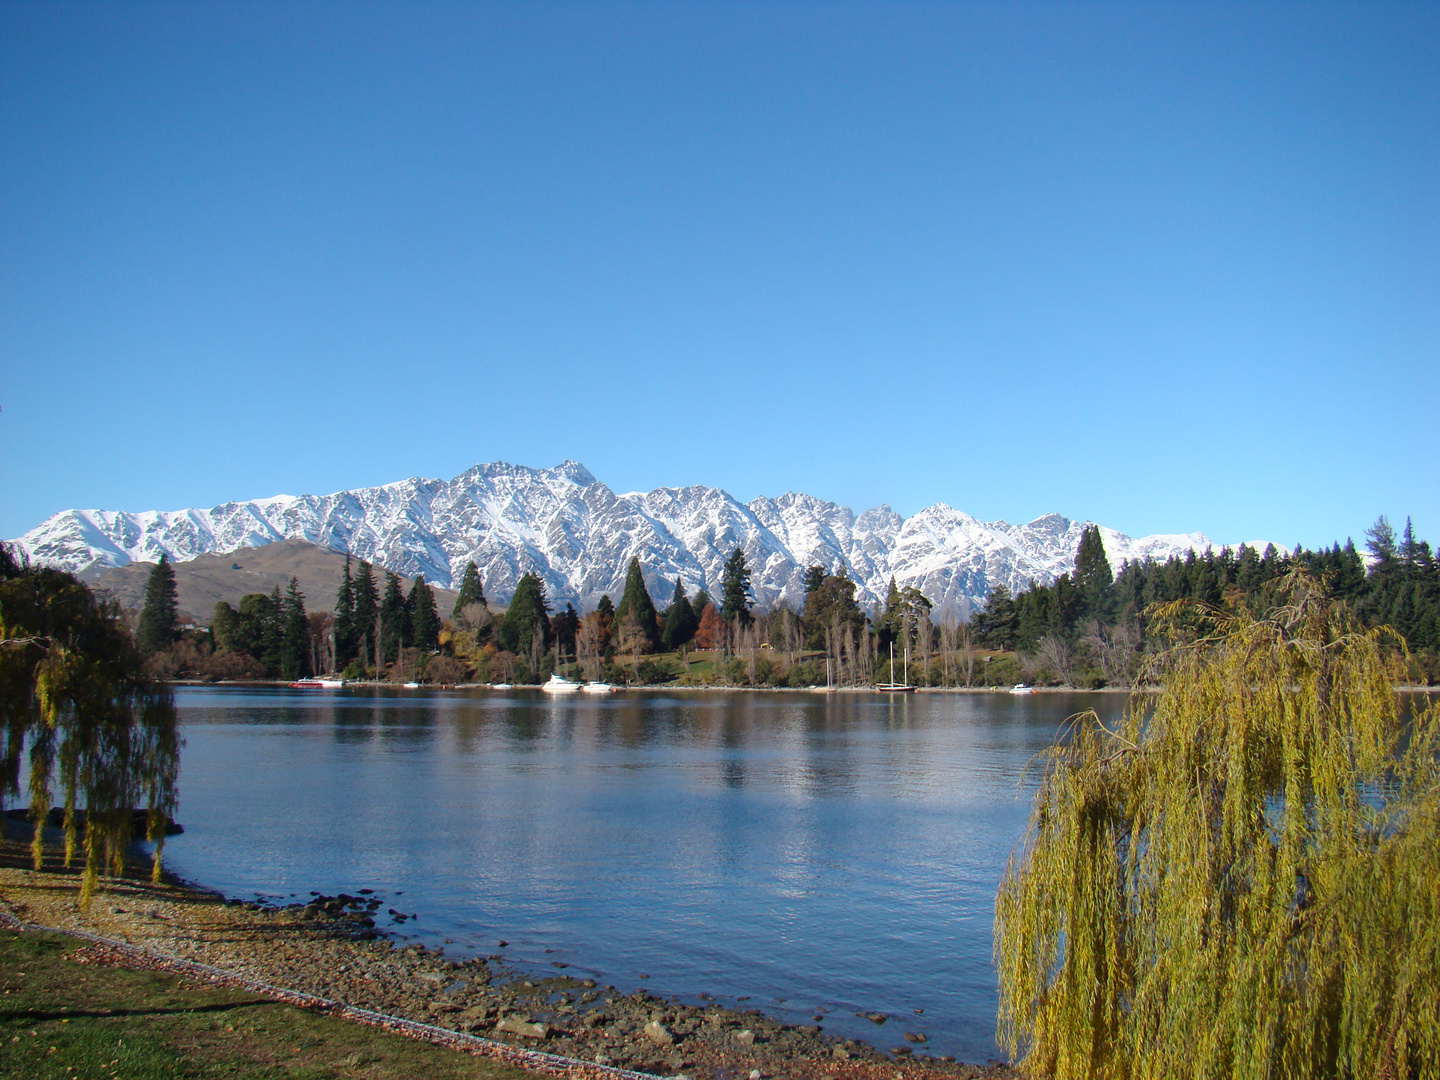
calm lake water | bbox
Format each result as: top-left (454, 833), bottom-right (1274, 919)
top-left (166, 686), bottom-right (1110, 1063)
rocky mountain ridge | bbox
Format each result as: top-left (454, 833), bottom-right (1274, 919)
top-left (8, 461), bottom-right (1266, 614)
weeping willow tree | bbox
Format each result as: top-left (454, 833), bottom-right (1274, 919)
top-left (995, 573), bottom-right (1439, 1080)
top-left (0, 545), bottom-right (180, 906)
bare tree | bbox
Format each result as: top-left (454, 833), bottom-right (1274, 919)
top-left (1081, 618), bottom-right (1141, 687)
top-left (959, 619), bottom-right (975, 687)
top-left (1035, 633), bottom-right (1074, 686)
top-left (616, 612), bottom-right (646, 669)
top-left (577, 612), bottom-right (607, 681)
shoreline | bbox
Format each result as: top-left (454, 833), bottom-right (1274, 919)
top-left (168, 679), bottom-right (1440, 695)
top-left (0, 829), bottom-right (1019, 1080)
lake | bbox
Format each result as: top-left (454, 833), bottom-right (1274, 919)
top-left (165, 686), bottom-right (1108, 1063)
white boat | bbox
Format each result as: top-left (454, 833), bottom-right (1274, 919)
top-left (317, 678), bottom-right (346, 689)
top-left (541, 673), bottom-right (582, 693)
top-left (402, 681), bottom-right (421, 689)
top-left (1009, 684), bottom-right (1034, 695)
top-left (581, 682), bottom-right (613, 694)
top-left (491, 682), bottom-right (513, 690)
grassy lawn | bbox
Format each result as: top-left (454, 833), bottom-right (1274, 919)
top-left (0, 930), bottom-right (536, 1080)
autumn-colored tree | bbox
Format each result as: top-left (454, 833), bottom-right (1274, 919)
top-left (694, 603), bottom-right (725, 650)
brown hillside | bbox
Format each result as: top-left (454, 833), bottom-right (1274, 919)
top-left (86, 539), bottom-right (461, 625)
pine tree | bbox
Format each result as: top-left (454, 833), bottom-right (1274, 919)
top-left (721, 548), bottom-right (753, 627)
top-left (497, 572), bottom-right (552, 656)
top-left (409, 575), bottom-right (440, 651)
top-left (334, 555), bottom-right (356, 665)
top-left (612, 557), bottom-right (661, 652)
top-left (1073, 524), bottom-right (1114, 622)
top-left (662, 578), bottom-right (698, 650)
top-left (380, 572), bottom-right (408, 664)
top-left (135, 554), bottom-right (179, 657)
top-left (972, 582), bottom-right (1019, 649)
top-left (280, 577), bottom-right (309, 680)
top-left (1366, 515), bottom-right (1397, 563)
top-left (801, 570), bottom-right (865, 651)
top-left (550, 603), bottom-right (580, 659)
top-left (802, 565), bottom-right (826, 598)
top-left (452, 561), bottom-right (486, 619)
top-left (352, 561), bottom-right (380, 668)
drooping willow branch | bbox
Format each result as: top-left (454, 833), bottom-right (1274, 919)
top-left (994, 570), bottom-right (1439, 1080)
top-left (1, 550), bottom-right (180, 907)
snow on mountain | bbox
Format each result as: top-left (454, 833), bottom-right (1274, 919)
top-left (7, 461), bottom-right (1267, 614)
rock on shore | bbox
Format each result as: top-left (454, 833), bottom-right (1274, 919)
top-left (0, 840), bottom-right (1021, 1080)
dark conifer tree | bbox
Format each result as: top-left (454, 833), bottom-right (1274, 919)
top-left (380, 572), bottom-right (408, 664)
top-left (613, 557), bottom-right (661, 651)
top-left (550, 603), bottom-right (580, 658)
top-left (690, 589), bottom-right (710, 616)
top-left (720, 548), bottom-right (754, 628)
top-left (334, 555), bottom-right (356, 665)
top-left (802, 565), bottom-right (827, 599)
top-left (280, 578), bottom-right (310, 680)
top-left (801, 570), bottom-right (865, 650)
top-left (261, 585), bottom-right (285, 675)
top-left (409, 575), bottom-right (441, 651)
top-left (452, 561), bottom-right (486, 619)
top-left (352, 561), bottom-right (380, 667)
top-left (498, 572), bottom-right (552, 655)
top-left (1073, 525), bottom-right (1114, 622)
top-left (1366, 516), bottom-right (1397, 563)
top-left (662, 578), bottom-right (698, 650)
top-left (1334, 539), bottom-right (1367, 600)
top-left (876, 577), bottom-right (904, 646)
top-left (135, 554), bottom-right (179, 657)
top-left (971, 582), bottom-right (1019, 649)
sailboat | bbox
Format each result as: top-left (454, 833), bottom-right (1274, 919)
top-left (875, 641), bottom-right (916, 692)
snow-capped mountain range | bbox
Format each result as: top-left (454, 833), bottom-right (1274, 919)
top-left (8, 461), bottom-right (1268, 615)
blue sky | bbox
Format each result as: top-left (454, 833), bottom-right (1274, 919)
top-left (2, 1), bottom-right (1436, 549)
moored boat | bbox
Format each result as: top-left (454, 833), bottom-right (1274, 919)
top-left (541, 673), bottom-right (582, 693)
top-left (581, 681), bottom-right (613, 693)
top-left (1009, 683), bottom-right (1034, 695)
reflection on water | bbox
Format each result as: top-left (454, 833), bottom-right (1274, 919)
top-left (168, 686), bottom-right (1108, 1062)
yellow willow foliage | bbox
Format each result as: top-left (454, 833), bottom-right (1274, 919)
top-left (994, 573), bottom-right (1439, 1080)
top-left (0, 555), bottom-right (180, 907)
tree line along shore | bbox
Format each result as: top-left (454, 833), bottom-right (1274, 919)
top-left (127, 514), bottom-right (1440, 690)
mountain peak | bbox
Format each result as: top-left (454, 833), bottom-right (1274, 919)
top-left (6, 462), bottom-right (1243, 615)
